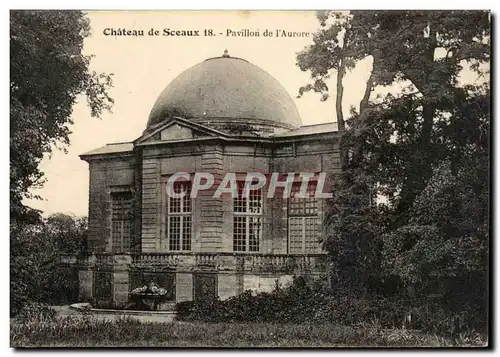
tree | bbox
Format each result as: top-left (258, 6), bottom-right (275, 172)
top-left (380, 81), bottom-right (489, 329)
top-left (10, 10), bottom-right (113, 222)
top-left (298, 10), bottom-right (490, 301)
top-left (11, 214), bottom-right (88, 315)
top-left (297, 11), bottom-right (375, 169)
top-left (297, 11), bottom-right (378, 291)
top-left (359, 10), bottom-right (490, 219)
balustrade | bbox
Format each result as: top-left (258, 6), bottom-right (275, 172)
top-left (74, 252), bottom-right (327, 273)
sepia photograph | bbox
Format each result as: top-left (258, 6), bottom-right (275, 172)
top-left (9, 10), bottom-right (490, 348)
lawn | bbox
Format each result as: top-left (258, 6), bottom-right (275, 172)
top-left (10, 314), bottom-right (474, 348)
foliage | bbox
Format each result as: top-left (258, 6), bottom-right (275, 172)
top-left (10, 214), bottom-right (87, 316)
top-left (298, 10), bottom-right (490, 107)
top-left (10, 11), bottom-right (108, 316)
top-left (381, 158), bottom-right (488, 334)
top-left (10, 10), bottom-right (113, 221)
top-left (297, 11), bottom-right (490, 335)
top-left (176, 277), bottom-right (323, 323)
top-left (11, 311), bottom-right (484, 348)
top-left (175, 276), bottom-right (485, 337)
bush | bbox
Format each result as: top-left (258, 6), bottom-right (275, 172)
top-left (175, 276), bottom-right (327, 323)
top-left (10, 214), bottom-right (87, 316)
top-left (175, 276), bottom-right (486, 338)
top-left (175, 300), bottom-right (195, 318)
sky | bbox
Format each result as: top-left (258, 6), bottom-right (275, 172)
top-left (24, 10), bottom-right (485, 217)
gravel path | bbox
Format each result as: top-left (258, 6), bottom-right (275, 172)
top-left (50, 305), bottom-right (178, 324)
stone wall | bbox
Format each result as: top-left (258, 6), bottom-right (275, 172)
top-left (84, 135), bottom-right (340, 255)
top-left (86, 268), bottom-right (321, 305)
top-left (85, 252), bottom-right (327, 305)
top-left (87, 155), bottom-right (136, 252)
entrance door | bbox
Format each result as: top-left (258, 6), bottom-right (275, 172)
top-left (193, 273), bottom-right (217, 302)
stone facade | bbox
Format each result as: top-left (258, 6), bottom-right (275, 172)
top-left (78, 121), bottom-right (339, 307)
top-left (77, 53), bottom-right (340, 308)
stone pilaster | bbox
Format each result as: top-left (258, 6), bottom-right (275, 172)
top-left (113, 254), bottom-right (132, 306)
top-left (141, 157), bottom-right (160, 252)
top-left (217, 273), bottom-right (238, 300)
top-left (199, 149), bottom-right (224, 252)
top-left (236, 272), bottom-right (244, 295)
top-left (176, 273), bottom-right (193, 302)
top-left (78, 270), bottom-right (94, 301)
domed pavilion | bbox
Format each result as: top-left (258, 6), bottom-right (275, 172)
top-left (78, 51), bottom-right (340, 307)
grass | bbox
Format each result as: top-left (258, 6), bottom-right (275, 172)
top-left (10, 312), bottom-right (486, 348)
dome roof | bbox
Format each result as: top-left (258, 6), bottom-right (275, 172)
top-left (147, 51), bottom-right (302, 132)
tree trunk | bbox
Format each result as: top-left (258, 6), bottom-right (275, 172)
top-left (336, 61), bottom-right (346, 133)
top-left (397, 25), bottom-right (437, 218)
top-left (327, 27), bottom-right (350, 291)
top-left (351, 66), bottom-right (374, 165)
top-left (359, 70), bottom-right (374, 114)
top-left (419, 22), bottom-right (437, 158)
top-left (337, 28), bottom-right (349, 171)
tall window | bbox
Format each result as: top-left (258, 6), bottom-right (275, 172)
top-left (288, 182), bottom-right (321, 254)
top-left (167, 181), bottom-right (192, 251)
top-left (233, 182), bottom-right (262, 252)
top-left (111, 191), bottom-right (133, 253)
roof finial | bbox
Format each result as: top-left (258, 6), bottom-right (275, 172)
top-left (222, 49), bottom-right (229, 57)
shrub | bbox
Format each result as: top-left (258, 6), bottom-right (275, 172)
top-left (175, 300), bottom-right (195, 318)
top-left (175, 276), bottom-right (325, 323)
top-left (10, 214), bottom-right (86, 316)
top-left (175, 276), bottom-right (486, 339)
